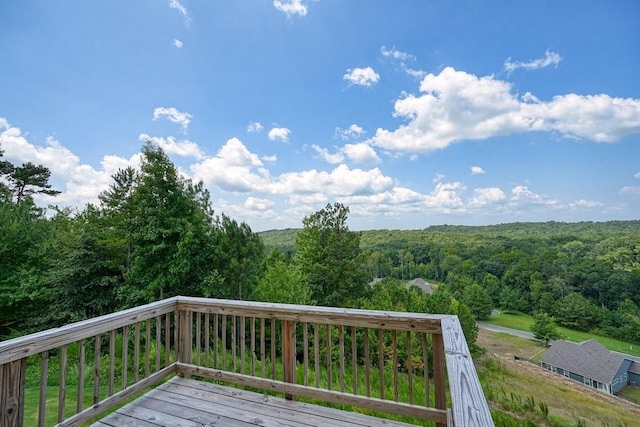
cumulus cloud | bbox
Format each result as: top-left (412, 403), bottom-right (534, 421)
top-left (570, 199), bottom-right (603, 208)
top-left (153, 107), bottom-right (192, 133)
top-left (335, 124), bottom-right (365, 140)
top-left (173, 39), bottom-right (183, 48)
top-left (381, 46), bottom-right (416, 62)
top-left (247, 121), bottom-right (264, 133)
top-left (370, 67), bottom-right (640, 154)
top-left (635, 172), bottom-right (640, 179)
top-left (169, 0), bottom-right (191, 24)
top-left (268, 127), bottom-right (291, 142)
top-left (313, 142), bottom-right (380, 165)
top-left (405, 68), bottom-right (427, 79)
top-left (343, 67), bottom-right (380, 87)
top-left (469, 187), bottom-right (506, 207)
top-left (273, 0), bottom-right (308, 17)
top-left (471, 166), bottom-right (485, 175)
top-left (138, 134), bottom-right (203, 159)
top-left (504, 50), bottom-right (562, 73)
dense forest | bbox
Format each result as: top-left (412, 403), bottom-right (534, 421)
top-left (262, 220), bottom-right (640, 344)
top-left (2, 140), bottom-right (639, 350)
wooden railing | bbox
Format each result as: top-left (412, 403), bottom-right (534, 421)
top-left (0, 297), bottom-right (493, 426)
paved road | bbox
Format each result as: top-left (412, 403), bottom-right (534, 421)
top-left (476, 322), bottom-right (534, 339)
top-left (477, 322), bottom-right (640, 363)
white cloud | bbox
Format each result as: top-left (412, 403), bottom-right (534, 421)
top-left (505, 50), bottom-right (562, 73)
top-left (343, 67), bottom-right (380, 87)
top-left (335, 124), bottom-right (365, 140)
top-left (262, 154), bottom-right (277, 162)
top-left (173, 39), bottom-right (183, 48)
top-left (312, 145), bottom-right (344, 164)
top-left (570, 199), bottom-right (603, 208)
top-left (469, 187), bottom-right (506, 207)
top-left (153, 107), bottom-right (192, 134)
top-left (370, 67), bottom-right (640, 154)
top-left (273, 0), bottom-right (308, 17)
top-left (635, 172), bottom-right (640, 179)
top-left (244, 196), bottom-right (275, 211)
top-left (247, 121), bottom-right (264, 133)
top-left (313, 142), bottom-right (380, 165)
top-left (268, 127), bottom-right (291, 142)
top-left (405, 68), bottom-right (427, 79)
top-left (620, 186), bottom-right (640, 195)
top-left (169, 0), bottom-right (191, 24)
top-left (471, 166), bottom-right (485, 175)
top-left (343, 143), bottom-right (381, 164)
top-left (138, 134), bottom-right (203, 159)
top-left (381, 46), bottom-right (416, 62)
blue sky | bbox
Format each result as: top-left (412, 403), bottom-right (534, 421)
top-left (1, 0), bottom-right (639, 231)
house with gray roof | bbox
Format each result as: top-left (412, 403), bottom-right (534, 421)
top-left (406, 278), bottom-right (434, 295)
top-left (540, 339), bottom-right (635, 395)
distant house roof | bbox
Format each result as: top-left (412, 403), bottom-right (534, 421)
top-left (367, 277), bottom-right (384, 287)
top-left (541, 339), bottom-right (626, 384)
top-left (406, 278), bottom-right (434, 295)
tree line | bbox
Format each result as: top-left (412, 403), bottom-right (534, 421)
top-left (1, 142), bottom-right (478, 351)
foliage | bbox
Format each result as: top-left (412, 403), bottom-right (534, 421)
top-left (530, 312), bottom-right (562, 346)
top-left (295, 203), bottom-right (367, 307)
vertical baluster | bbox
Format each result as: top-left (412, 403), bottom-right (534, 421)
top-left (93, 334), bottom-right (101, 405)
top-left (205, 312), bottom-right (210, 368)
top-left (364, 328), bottom-right (371, 398)
top-left (155, 316), bottom-right (161, 372)
top-left (283, 320), bottom-right (296, 400)
top-left (213, 313), bottom-right (219, 369)
top-left (407, 331), bottom-right (413, 405)
top-left (240, 316), bottom-right (246, 374)
top-left (270, 319), bottom-right (276, 380)
top-left (251, 317), bottom-right (256, 376)
top-left (232, 315), bottom-right (237, 372)
top-left (260, 318), bottom-right (266, 378)
top-left (122, 325), bottom-right (128, 390)
top-left (145, 320), bottom-right (151, 377)
top-left (222, 314), bottom-right (227, 370)
top-left (109, 330), bottom-right (115, 396)
top-left (326, 324), bottom-right (332, 390)
top-left (196, 312), bottom-right (202, 366)
top-left (134, 323), bottom-right (140, 383)
top-left (77, 338), bottom-right (85, 413)
top-left (165, 313), bottom-right (170, 367)
top-left (392, 330), bottom-right (398, 402)
top-left (38, 351), bottom-right (48, 427)
top-left (338, 325), bottom-right (345, 393)
top-left (377, 329), bottom-right (384, 399)
top-left (422, 332), bottom-right (429, 407)
top-left (303, 322), bottom-right (308, 386)
top-left (351, 326), bottom-right (357, 394)
top-left (58, 345), bottom-right (67, 423)
top-left (314, 323), bottom-right (319, 388)
top-left (432, 332), bottom-right (446, 413)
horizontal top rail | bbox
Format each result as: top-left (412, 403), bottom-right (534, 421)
top-left (0, 297), bottom-right (177, 365)
top-left (176, 296), bottom-right (447, 332)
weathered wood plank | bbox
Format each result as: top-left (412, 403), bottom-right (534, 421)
top-left (176, 297), bottom-right (445, 333)
top-left (0, 358), bottom-right (26, 427)
top-left (38, 351), bottom-right (48, 427)
top-left (176, 363), bottom-right (449, 424)
top-left (441, 316), bottom-right (493, 427)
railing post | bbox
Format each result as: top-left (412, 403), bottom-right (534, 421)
top-left (282, 320), bottom-right (296, 400)
top-left (432, 332), bottom-right (447, 427)
top-left (178, 309), bottom-right (193, 378)
top-left (0, 358), bottom-right (27, 427)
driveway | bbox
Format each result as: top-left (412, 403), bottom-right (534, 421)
top-left (476, 322), bottom-right (534, 339)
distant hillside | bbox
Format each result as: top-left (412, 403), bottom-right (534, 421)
top-left (259, 220), bottom-right (640, 254)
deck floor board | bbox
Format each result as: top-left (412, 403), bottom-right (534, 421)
top-left (95, 377), bottom-right (421, 427)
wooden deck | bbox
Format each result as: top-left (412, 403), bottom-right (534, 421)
top-left (93, 377), bottom-right (421, 427)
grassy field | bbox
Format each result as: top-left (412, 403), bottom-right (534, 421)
top-left (476, 329), bottom-right (640, 426)
top-left (485, 311), bottom-right (640, 357)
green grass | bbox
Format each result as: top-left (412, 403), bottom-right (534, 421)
top-left (485, 312), bottom-right (640, 357)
